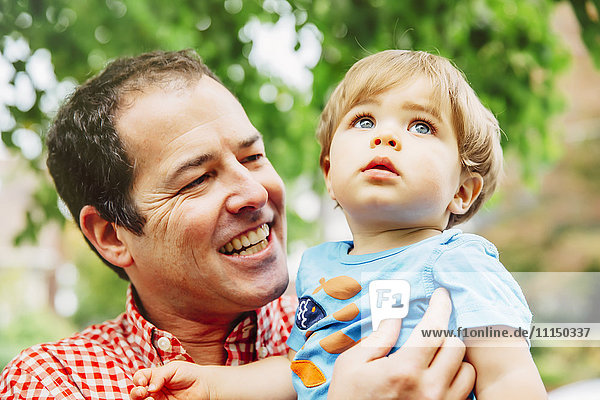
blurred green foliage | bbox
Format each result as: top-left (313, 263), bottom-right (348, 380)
top-left (4, 0), bottom-right (596, 248)
top-left (1, 0), bottom-right (599, 382)
top-left (0, 306), bottom-right (77, 367)
top-left (569, 0), bottom-right (600, 66)
top-left (69, 229), bottom-right (129, 328)
top-left (0, 265), bottom-right (77, 367)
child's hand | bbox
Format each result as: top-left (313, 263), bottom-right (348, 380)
top-left (130, 361), bottom-right (212, 400)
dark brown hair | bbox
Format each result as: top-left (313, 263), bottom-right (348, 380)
top-left (46, 49), bottom-right (218, 279)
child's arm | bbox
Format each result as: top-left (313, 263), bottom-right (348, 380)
top-left (464, 326), bottom-right (547, 399)
top-left (130, 355), bottom-right (296, 400)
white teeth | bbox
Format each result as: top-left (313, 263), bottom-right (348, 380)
top-left (232, 238), bottom-right (242, 250)
top-left (241, 235), bottom-right (250, 247)
top-left (248, 230), bottom-right (259, 243)
top-left (220, 224), bottom-right (270, 255)
top-left (241, 239), bottom-right (268, 256)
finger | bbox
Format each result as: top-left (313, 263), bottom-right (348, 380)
top-left (145, 369), bottom-right (167, 393)
top-left (428, 337), bottom-right (466, 386)
top-left (396, 288), bottom-right (452, 366)
top-left (445, 362), bottom-right (475, 400)
top-left (130, 386), bottom-right (149, 400)
top-left (133, 369), bottom-right (150, 386)
top-left (338, 319), bottom-right (403, 363)
top-left (364, 319), bottom-right (403, 362)
top-left (415, 288), bottom-right (452, 331)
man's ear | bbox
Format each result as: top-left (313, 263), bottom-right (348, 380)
top-left (79, 205), bottom-right (134, 268)
top-left (322, 156), bottom-right (336, 201)
top-left (448, 173), bottom-right (483, 215)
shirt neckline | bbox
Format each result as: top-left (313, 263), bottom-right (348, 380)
top-left (125, 285), bottom-right (262, 365)
top-left (337, 229), bottom-right (460, 265)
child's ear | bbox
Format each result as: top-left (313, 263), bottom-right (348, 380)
top-left (322, 156), bottom-right (336, 201)
top-left (448, 172), bottom-right (483, 215)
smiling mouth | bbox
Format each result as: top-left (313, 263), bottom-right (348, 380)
top-left (219, 223), bottom-right (270, 256)
top-left (362, 157), bottom-right (399, 175)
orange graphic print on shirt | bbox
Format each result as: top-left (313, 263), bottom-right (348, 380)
top-left (292, 276), bottom-right (363, 387)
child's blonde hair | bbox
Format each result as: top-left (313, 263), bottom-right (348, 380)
top-left (316, 50), bottom-right (503, 227)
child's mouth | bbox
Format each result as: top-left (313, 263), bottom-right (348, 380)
top-left (369, 165), bottom-right (394, 172)
top-left (362, 157), bottom-right (399, 175)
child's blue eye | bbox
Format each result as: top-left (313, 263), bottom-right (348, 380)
top-left (354, 118), bottom-right (375, 129)
top-left (408, 122), bottom-right (432, 135)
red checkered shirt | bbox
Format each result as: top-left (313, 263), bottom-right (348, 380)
top-left (0, 286), bottom-right (297, 399)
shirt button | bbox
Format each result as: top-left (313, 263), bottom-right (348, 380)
top-left (157, 337), bottom-right (172, 352)
top-left (257, 347), bottom-right (268, 358)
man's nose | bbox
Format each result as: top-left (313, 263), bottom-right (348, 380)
top-left (370, 132), bottom-right (401, 151)
top-left (225, 168), bottom-right (269, 214)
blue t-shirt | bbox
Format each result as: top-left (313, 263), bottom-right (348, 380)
top-left (287, 229), bottom-right (532, 399)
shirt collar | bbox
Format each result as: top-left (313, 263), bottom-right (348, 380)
top-left (224, 311), bottom-right (258, 365)
top-left (125, 285), bottom-right (193, 365)
top-left (125, 285), bottom-right (262, 366)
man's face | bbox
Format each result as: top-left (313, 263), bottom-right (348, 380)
top-left (115, 76), bottom-right (288, 319)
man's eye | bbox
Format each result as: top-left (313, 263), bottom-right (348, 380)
top-left (181, 174), bottom-right (209, 192)
top-left (408, 121), bottom-right (432, 135)
top-left (353, 117), bottom-right (375, 129)
top-left (243, 154), bottom-right (263, 163)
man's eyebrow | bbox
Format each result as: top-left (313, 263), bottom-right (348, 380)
top-left (403, 102), bottom-right (442, 122)
top-left (237, 132), bottom-right (262, 149)
top-left (167, 153), bottom-right (215, 183)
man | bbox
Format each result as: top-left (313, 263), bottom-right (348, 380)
top-left (0, 50), bottom-right (473, 399)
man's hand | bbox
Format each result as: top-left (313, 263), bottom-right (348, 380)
top-left (328, 288), bottom-right (475, 400)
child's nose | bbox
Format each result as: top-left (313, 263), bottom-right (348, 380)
top-left (370, 133), bottom-right (401, 151)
